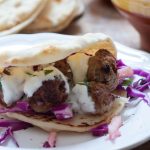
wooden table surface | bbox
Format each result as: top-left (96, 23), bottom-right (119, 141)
top-left (63, 0), bottom-right (150, 149)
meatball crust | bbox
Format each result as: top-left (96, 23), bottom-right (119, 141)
top-left (89, 81), bottom-right (115, 115)
top-left (29, 80), bottom-right (68, 113)
top-left (87, 49), bottom-right (118, 91)
top-left (54, 59), bottom-right (73, 85)
top-left (0, 90), bottom-right (6, 107)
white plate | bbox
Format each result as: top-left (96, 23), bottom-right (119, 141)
top-left (0, 33), bottom-right (150, 150)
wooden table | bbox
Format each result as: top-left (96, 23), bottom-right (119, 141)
top-left (63, 0), bottom-right (150, 149)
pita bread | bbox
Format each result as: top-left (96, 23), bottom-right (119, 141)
top-left (75, 0), bottom-right (85, 16)
top-left (23, 0), bottom-right (84, 33)
top-left (0, 33), bottom-right (116, 68)
top-left (0, 0), bottom-right (48, 36)
top-left (4, 99), bottom-right (125, 132)
top-left (45, 0), bottom-right (85, 33)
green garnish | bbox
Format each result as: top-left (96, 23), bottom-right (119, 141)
top-left (25, 72), bottom-right (37, 77)
top-left (78, 81), bottom-right (89, 87)
top-left (0, 82), bottom-right (2, 89)
top-left (44, 70), bottom-right (53, 75)
top-left (122, 78), bottom-right (133, 86)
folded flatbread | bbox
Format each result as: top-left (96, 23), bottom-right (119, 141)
top-left (23, 0), bottom-right (84, 33)
top-left (0, 0), bottom-right (47, 36)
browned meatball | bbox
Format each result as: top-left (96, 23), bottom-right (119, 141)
top-left (87, 49), bottom-right (118, 91)
top-left (29, 80), bottom-right (68, 113)
top-left (54, 59), bottom-right (73, 86)
top-left (89, 81), bottom-right (115, 115)
top-left (0, 90), bottom-right (6, 107)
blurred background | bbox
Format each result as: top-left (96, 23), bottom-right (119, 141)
top-left (63, 0), bottom-right (141, 49)
top-left (1, 0), bottom-right (150, 51)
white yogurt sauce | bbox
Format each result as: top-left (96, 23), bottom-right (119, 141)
top-left (1, 67), bottom-right (25, 105)
top-left (69, 84), bottom-right (96, 114)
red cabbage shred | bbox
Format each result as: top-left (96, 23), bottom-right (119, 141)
top-left (91, 123), bottom-right (108, 136)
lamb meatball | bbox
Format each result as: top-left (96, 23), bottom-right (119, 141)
top-left (29, 80), bottom-right (68, 113)
top-left (54, 59), bottom-right (73, 86)
top-left (89, 81), bottom-right (115, 115)
top-left (87, 49), bottom-right (118, 91)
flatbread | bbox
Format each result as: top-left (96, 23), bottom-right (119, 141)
top-left (75, 0), bottom-right (85, 16)
top-left (0, 33), bottom-right (116, 68)
top-left (4, 99), bottom-right (125, 132)
top-left (23, 0), bottom-right (84, 33)
top-left (0, 0), bottom-right (48, 36)
top-left (45, 0), bottom-right (85, 33)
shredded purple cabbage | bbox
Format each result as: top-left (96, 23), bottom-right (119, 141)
top-left (134, 69), bottom-right (150, 78)
top-left (0, 120), bottom-right (32, 131)
top-left (0, 127), bottom-right (19, 147)
top-left (8, 128), bottom-right (19, 147)
top-left (118, 60), bottom-right (150, 106)
top-left (127, 87), bottom-right (145, 98)
top-left (0, 101), bottom-right (32, 114)
top-left (127, 87), bottom-right (150, 105)
top-left (91, 123), bottom-right (108, 136)
top-left (15, 101), bottom-right (31, 112)
top-left (117, 59), bottom-right (126, 69)
top-left (52, 104), bottom-right (73, 120)
top-left (43, 141), bottom-right (51, 148)
top-left (0, 119), bottom-right (32, 147)
top-left (0, 128), bottom-right (11, 144)
top-left (133, 79), bottom-right (150, 92)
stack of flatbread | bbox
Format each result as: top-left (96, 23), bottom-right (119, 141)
top-left (0, 0), bottom-right (84, 36)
